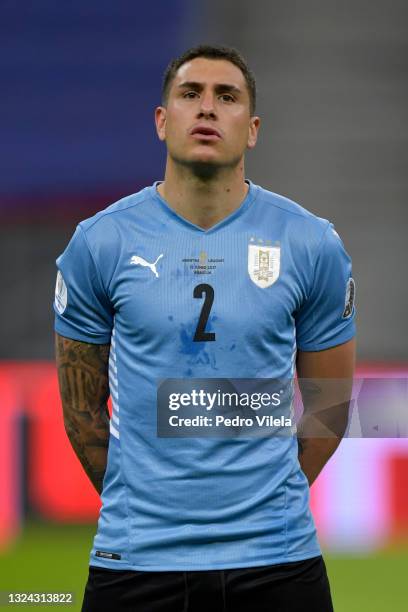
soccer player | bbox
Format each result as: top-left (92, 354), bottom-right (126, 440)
top-left (54, 45), bottom-right (355, 611)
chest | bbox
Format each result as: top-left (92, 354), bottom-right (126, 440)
top-left (108, 234), bottom-right (304, 348)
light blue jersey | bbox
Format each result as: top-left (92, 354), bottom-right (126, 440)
top-left (54, 181), bottom-right (355, 571)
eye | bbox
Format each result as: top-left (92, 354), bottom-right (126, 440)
top-left (219, 93), bottom-right (235, 102)
top-left (183, 91), bottom-right (199, 99)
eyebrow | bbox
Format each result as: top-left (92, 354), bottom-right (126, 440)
top-left (177, 81), bottom-right (242, 95)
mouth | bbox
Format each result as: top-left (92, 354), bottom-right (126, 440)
top-left (190, 125), bottom-right (222, 141)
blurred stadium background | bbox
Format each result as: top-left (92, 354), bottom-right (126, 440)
top-left (0, 1), bottom-right (407, 610)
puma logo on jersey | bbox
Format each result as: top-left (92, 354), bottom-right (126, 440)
top-left (130, 254), bottom-right (163, 278)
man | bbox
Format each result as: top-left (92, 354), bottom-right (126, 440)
top-left (54, 45), bottom-right (355, 611)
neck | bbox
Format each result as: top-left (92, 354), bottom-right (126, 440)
top-left (157, 156), bottom-right (249, 230)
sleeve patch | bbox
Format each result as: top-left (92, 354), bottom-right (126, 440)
top-left (55, 270), bottom-right (68, 314)
top-left (342, 277), bottom-right (355, 319)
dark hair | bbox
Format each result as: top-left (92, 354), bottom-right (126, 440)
top-left (162, 44), bottom-right (256, 115)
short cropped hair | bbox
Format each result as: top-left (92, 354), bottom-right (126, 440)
top-left (162, 44), bottom-right (257, 115)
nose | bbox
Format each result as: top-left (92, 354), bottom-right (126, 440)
top-left (198, 90), bottom-right (216, 118)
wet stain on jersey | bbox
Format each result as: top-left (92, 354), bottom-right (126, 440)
top-left (170, 267), bottom-right (190, 280)
top-left (178, 316), bottom-right (218, 370)
top-left (179, 322), bottom-right (202, 356)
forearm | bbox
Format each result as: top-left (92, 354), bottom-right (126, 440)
top-left (295, 339), bottom-right (356, 486)
top-left (62, 404), bottom-right (110, 495)
top-left (296, 390), bottom-right (350, 486)
top-left (297, 436), bottom-right (341, 486)
top-left (55, 333), bottom-right (111, 495)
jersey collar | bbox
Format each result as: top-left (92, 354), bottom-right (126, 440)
top-left (150, 180), bottom-right (258, 234)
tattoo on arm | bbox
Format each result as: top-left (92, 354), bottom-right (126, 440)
top-left (55, 333), bottom-right (111, 494)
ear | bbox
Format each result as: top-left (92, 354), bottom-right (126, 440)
top-left (155, 106), bottom-right (167, 141)
top-left (247, 116), bottom-right (260, 149)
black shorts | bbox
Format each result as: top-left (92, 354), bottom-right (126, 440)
top-left (81, 555), bottom-right (333, 612)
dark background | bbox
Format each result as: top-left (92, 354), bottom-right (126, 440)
top-left (1, 0), bottom-right (407, 360)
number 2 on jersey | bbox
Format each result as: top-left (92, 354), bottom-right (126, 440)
top-left (193, 284), bottom-right (216, 342)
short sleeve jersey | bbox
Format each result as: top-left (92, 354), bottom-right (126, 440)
top-left (54, 181), bottom-right (355, 571)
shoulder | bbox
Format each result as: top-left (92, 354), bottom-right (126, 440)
top-left (78, 185), bottom-right (154, 236)
top-left (73, 185), bottom-right (156, 259)
top-left (255, 183), bottom-right (332, 247)
top-left (60, 186), bottom-right (156, 288)
top-left (256, 183), bottom-right (330, 228)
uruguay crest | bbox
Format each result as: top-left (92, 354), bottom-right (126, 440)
top-left (248, 242), bottom-right (280, 288)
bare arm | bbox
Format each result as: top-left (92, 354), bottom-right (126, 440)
top-left (55, 332), bottom-right (111, 494)
top-left (296, 337), bottom-right (356, 486)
